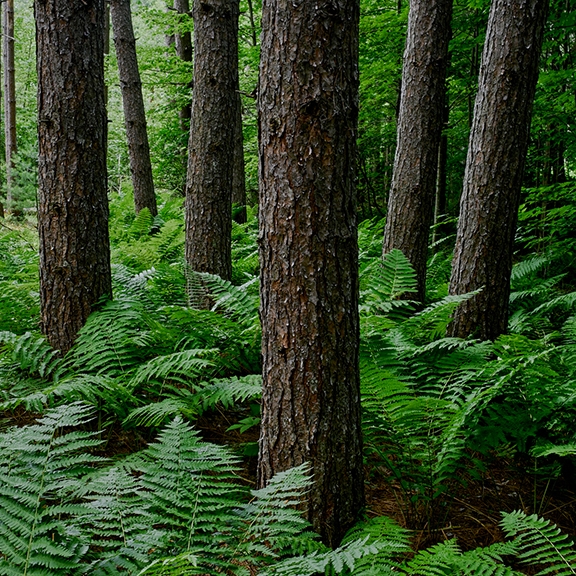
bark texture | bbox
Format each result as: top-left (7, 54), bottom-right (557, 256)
top-left (4, 0), bottom-right (17, 210)
top-left (110, 0), bottom-right (158, 217)
top-left (382, 0), bottom-right (453, 303)
top-left (36, 0), bottom-right (112, 354)
top-left (448, 0), bottom-right (549, 340)
top-left (185, 0), bottom-right (239, 281)
top-left (258, 0), bottom-right (364, 547)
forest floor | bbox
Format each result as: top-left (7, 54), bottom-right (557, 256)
top-left (11, 402), bottom-right (575, 569)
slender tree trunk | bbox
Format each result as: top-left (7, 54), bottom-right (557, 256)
top-left (432, 98), bottom-right (449, 250)
top-left (232, 88), bottom-right (247, 223)
top-left (110, 0), bottom-right (157, 217)
top-left (4, 0), bottom-right (17, 213)
top-left (0, 7), bottom-right (3, 220)
top-left (36, 0), bottom-right (112, 354)
top-left (382, 0), bottom-right (453, 303)
top-left (258, 0), bottom-right (364, 548)
top-left (174, 0), bottom-right (193, 128)
top-left (185, 0), bottom-right (238, 281)
top-left (448, 0), bottom-right (549, 341)
top-left (246, 0), bottom-right (257, 46)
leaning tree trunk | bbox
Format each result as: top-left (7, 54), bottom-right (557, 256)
top-left (4, 0), bottom-right (17, 213)
top-left (382, 0), bottom-right (453, 303)
top-left (36, 0), bottom-right (112, 354)
top-left (258, 0), bottom-right (364, 548)
top-left (110, 0), bottom-right (158, 217)
top-left (184, 0), bottom-right (239, 281)
top-left (448, 0), bottom-right (549, 341)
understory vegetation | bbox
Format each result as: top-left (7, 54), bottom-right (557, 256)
top-left (1, 183), bottom-right (576, 574)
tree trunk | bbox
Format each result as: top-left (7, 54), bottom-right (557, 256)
top-left (258, 0), bottom-right (364, 548)
top-left (448, 0), bottom-right (549, 341)
top-left (3, 0), bottom-right (17, 213)
top-left (110, 0), bottom-right (158, 217)
top-left (382, 0), bottom-right (453, 303)
top-left (185, 0), bottom-right (238, 281)
top-left (174, 0), bottom-right (193, 128)
top-left (232, 88), bottom-right (247, 223)
top-left (36, 0), bottom-right (112, 354)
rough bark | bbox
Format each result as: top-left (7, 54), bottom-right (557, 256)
top-left (448, 0), bottom-right (549, 341)
top-left (110, 0), bottom-right (158, 217)
top-left (185, 0), bottom-right (239, 281)
top-left (382, 0), bottom-right (452, 303)
top-left (36, 0), bottom-right (112, 354)
top-left (258, 0), bottom-right (364, 547)
top-left (232, 88), bottom-right (247, 223)
top-left (4, 0), bottom-right (17, 212)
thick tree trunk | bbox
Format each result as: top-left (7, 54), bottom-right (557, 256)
top-left (185, 0), bottom-right (238, 281)
top-left (4, 0), bottom-right (17, 213)
top-left (448, 0), bottom-right (549, 341)
top-left (36, 0), bottom-right (112, 354)
top-left (232, 88), bottom-right (247, 223)
top-left (110, 0), bottom-right (158, 217)
top-left (258, 0), bottom-right (364, 548)
top-left (382, 0), bottom-right (453, 303)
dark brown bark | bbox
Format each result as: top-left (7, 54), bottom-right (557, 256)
top-left (448, 0), bottom-right (549, 341)
top-left (232, 88), bottom-right (247, 223)
top-left (174, 0), bottom-right (193, 127)
top-left (4, 0), bottom-right (17, 212)
top-left (258, 0), bottom-right (364, 548)
top-left (36, 0), bottom-right (112, 354)
top-left (185, 0), bottom-right (239, 281)
top-left (382, 0), bottom-right (453, 303)
top-left (110, 0), bottom-right (158, 217)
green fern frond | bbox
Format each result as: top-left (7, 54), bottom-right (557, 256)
top-left (0, 331), bottom-right (61, 379)
top-left (78, 466), bottom-right (164, 575)
top-left (123, 393), bottom-right (200, 427)
top-left (65, 299), bottom-right (155, 377)
top-left (0, 403), bottom-right (103, 575)
top-left (510, 254), bottom-right (550, 285)
top-left (135, 417), bottom-right (246, 558)
top-left (500, 510), bottom-right (576, 574)
top-left (360, 249), bottom-right (417, 317)
top-left (197, 375), bottom-right (262, 412)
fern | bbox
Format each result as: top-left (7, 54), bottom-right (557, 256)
top-left (501, 510), bottom-right (576, 575)
top-left (0, 403), bottom-right (103, 575)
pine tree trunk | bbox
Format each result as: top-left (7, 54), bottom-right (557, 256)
top-left (36, 0), bottom-right (112, 354)
top-left (174, 0), bottom-right (193, 128)
top-left (185, 0), bottom-right (239, 281)
top-left (258, 0), bottom-right (364, 548)
top-left (448, 0), bottom-right (549, 341)
top-left (232, 88), bottom-right (247, 223)
top-left (3, 0), bottom-right (17, 213)
top-left (382, 0), bottom-right (453, 303)
top-left (110, 0), bottom-right (158, 217)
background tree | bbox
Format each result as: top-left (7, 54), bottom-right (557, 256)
top-left (174, 0), bottom-right (193, 128)
top-left (110, 0), bottom-right (158, 217)
top-left (232, 85), bottom-right (247, 223)
top-left (4, 0), bottom-right (17, 214)
top-left (382, 0), bottom-right (453, 303)
top-left (258, 0), bottom-right (364, 547)
top-left (36, 0), bottom-right (112, 353)
top-left (448, 0), bottom-right (550, 340)
top-left (185, 0), bottom-right (239, 281)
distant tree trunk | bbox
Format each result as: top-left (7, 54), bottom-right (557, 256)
top-left (36, 0), bottom-right (112, 354)
top-left (232, 88), bottom-right (247, 223)
top-left (448, 0), bottom-right (549, 341)
top-left (246, 0), bottom-right (257, 46)
top-left (3, 0), bottom-right (17, 213)
top-left (432, 97), bottom-right (449, 250)
top-left (382, 0), bottom-right (453, 303)
top-left (110, 0), bottom-right (158, 217)
top-left (0, 7), bottom-right (3, 220)
top-left (185, 0), bottom-right (238, 281)
top-left (174, 0), bottom-right (193, 128)
top-left (258, 0), bottom-right (364, 548)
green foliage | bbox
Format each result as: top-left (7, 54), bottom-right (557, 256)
top-left (0, 403), bottom-right (102, 575)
